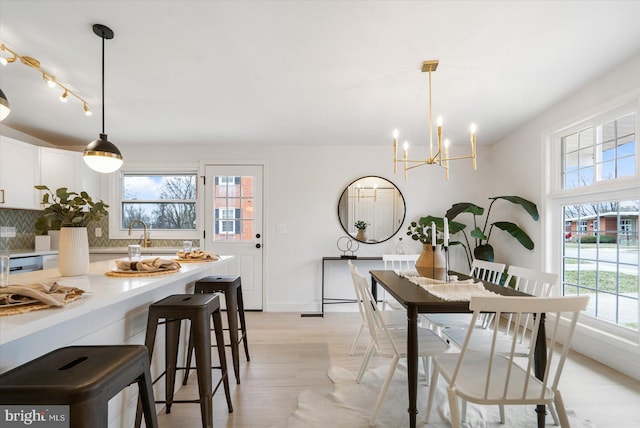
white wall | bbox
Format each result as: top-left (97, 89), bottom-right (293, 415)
top-left (488, 53), bottom-right (640, 380)
top-left (119, 141), bottom-right (490, 312)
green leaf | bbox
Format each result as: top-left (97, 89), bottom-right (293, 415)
top-left (470, 226), bottom-right (487, 240)
top-left (34, 185), bottom-right (49, 191)
top-left (493, 221), bottom-right (535, 250)
top-left (446, 202), bottom-right (484, 220)
top-left (489, 196), bottom-right (539, 221)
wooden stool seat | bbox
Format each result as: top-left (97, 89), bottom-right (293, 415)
top-left (135, 294), bottom-right (232, 428)
top-left (0, 345), bottom-right (157, 428)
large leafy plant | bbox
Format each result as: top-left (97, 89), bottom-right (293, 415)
top-left (445, 196), bottom-right (539, 266)
top-left (34, 185), bottom-right (109, 235)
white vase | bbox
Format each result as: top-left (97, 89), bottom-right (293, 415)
top-left (58, 227), bottom-right (89, 276)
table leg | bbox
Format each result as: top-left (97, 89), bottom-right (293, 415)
top-left (407, 305), bottom-right (418, 428)
top-left (534, 313), bottom-right (547, 428)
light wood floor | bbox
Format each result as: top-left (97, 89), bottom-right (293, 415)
top-left (157, 311), bottom-right (640, 428)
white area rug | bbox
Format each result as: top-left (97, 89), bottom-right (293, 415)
top-left (271, 363), bottom-right (596, 428)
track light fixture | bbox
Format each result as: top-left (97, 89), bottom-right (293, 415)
top-left (0, 42), bottom-right (91, 117)
top-left (83, 24), bottom-right (123, 174)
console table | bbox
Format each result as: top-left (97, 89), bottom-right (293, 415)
top-left (302, 256), bottom-right (382, 317)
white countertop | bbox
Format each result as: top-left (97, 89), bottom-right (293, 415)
top-left (89, 247), bottom-right (179, 254)
top-left (8, 249), bottom-right (59, 258)
top-left (0, 255), bottom-right (233, 346)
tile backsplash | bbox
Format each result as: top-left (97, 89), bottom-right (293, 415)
top-left (0, 208), bottom-right (198, 251)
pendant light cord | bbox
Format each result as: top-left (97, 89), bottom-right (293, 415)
top-left (101, 32), bottom-right (105, 134)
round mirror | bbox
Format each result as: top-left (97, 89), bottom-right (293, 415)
top-left (337, 176), bottom-right (406, 244)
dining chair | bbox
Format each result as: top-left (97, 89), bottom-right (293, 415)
top-left (426, 295), bottom-right (589, 428)
top-left (347, 260), bottom-right (406, 355)
top-left (381, 253), bottom-right (419, 309)
top-left (352, 267), bottom-right (449, 426)
top-left (442, 265), bottom-right (560, 423)
top-left (424, 259), bottom-right (506, 332)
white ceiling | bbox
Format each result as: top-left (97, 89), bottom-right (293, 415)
top-left (1, 1), bottom-right (640, 151)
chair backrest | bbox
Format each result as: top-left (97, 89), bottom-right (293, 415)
top-left (351, 267), bottom-right (401, 356)
top-left (504, 266), bottom-right (558, 297)
top-left (469, 259), bottom-right (506, 285)
top-left (451, 295), bottom-right (589, 403)
top-left (383, 254), bottom-right (419, 276)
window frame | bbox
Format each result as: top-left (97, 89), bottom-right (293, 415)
top-left (108, 163), bottom-right (201, 240)
top-left (545, 99), bottom-right (640, 343)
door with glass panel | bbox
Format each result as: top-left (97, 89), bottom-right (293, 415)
top-left (204, 164), bottom-right (263, 310)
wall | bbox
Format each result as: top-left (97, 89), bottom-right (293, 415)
top-left (488, 53), bottom-right (640, 380)
top-left (118, 142), bottom-right (491, 312)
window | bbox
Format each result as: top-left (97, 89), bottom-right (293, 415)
top-left (562, 201), bottom-right (639, 330)
top-left (110, 171), bottom-right (198, 239)
top-left (549, 105), bottom-right (639, 334)
top-left (562, 113), bottom-right (636, 189)
top-left (213, 175), bottom-right (254, 241)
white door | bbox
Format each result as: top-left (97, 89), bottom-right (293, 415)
top-left (203, 164), bottom-right (264, 310)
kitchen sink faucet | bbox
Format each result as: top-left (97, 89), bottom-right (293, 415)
top-left (128, 219), bottom-right (152, 248)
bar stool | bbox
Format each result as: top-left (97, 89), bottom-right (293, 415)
top-left (186, 275), bottom-right (250, 385)
top-left (135, 294), bottom-right (232, 428)
top-left (0, 345), bottom-right (158, 428)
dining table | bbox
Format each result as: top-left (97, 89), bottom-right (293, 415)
top-left (369, 270), bottom-right (547, 428)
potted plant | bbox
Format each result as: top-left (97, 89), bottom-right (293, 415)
top-left (35, 185), bottom-right (109, 276)
top-left (445, 195), bottom-right (538, 267)
top-left (407, 218), bottom-right (462, 279)
top-left (354, 220), bottom-right (368, 241)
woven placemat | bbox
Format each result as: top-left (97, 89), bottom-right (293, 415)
top-left (0, 291), bottom-right (84, 317)
top-left (104, 267), bottom-right (181, 277)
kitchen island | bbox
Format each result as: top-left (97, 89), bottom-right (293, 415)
top-left (0, 255), bottom-right (233, 427)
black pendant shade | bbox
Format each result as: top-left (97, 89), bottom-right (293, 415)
top-left (83, 23), bottom-right (123, 173)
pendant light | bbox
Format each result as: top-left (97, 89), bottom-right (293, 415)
top-left (83, 24), bottom-right (123, 174)
top-left (0, 88), bottom-right (10, 121)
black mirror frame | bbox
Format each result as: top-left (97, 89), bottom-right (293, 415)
top-left (337, 175), bottom-right (406, 244)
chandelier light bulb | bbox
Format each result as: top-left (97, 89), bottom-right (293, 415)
top-left (437, 115), bottom-right (443, 127)
top-left (393, 129), bottom-right (399, 139)
top-left (83, 103), bottom-right (92, 116)
top-left (0, 57), bottom-right (7, 66)
top-left (444, 139), bottom-right (450, 148)
top-left (59, 90), bottom-right (69, 102)
top-left (48, 77), bottom-right (56, 88)
top-left (470, 123), bottom-right (477, 134)
top-left (403, 141), bottom-right (409, 151)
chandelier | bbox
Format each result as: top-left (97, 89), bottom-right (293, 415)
top-left (0, 42), bottom-right (92, 117)
top-left (392, 60), bottom-right (477, 180)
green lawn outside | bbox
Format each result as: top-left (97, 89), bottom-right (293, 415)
top-left (564, 270), bottom-right (638, 293)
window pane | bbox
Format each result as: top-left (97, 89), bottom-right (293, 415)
top-left (122, 202), bottom-right (196, 230)
top-left (562, 200), bottom-right (639, 331)
top-left (617, 155), bottom-right (636, 178)
top-left (579, 127), bottom-right (595, 149)
top-left (213, 175), bottom-right (255, 242)
top-left (120, 173), bottom-right (197, 231)
top-left (579, 166), bottom-right (594, 186)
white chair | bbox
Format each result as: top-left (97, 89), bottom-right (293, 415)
top-left (352, 267), bottom-right (449, 426)
top-left (442, 266), bottom-right (560, 423)
top-left (347, 260), bottom-right (405, 355)
top-left (381, 253), bottom-right (419, 309)
top-left (426, 295), bottom-right (589, 428)
top-left (424, 259), bottom-right (506, 332)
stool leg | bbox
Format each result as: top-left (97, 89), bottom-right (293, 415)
top-left (224, 290), bottom-right (241, 384)
top-left (236, 285), bottom-right (250, 361)
top-left (136, 313), bottom-right (161, 428)
top-left (213, 308), bottom-right (233, 413)
top-left (193, 311), bottom-right (214, 428)
top-left (165, 318), bottom-right (181, 414)
top-left (182, 329), bottom-right (194, 385)
top-left (137, 367), bottom-right (159, 428)
top-left (70, 399), bottom-right (107, 428)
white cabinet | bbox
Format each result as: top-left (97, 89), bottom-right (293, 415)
top-left (42, 254), bottom-right (59, 270)
top-left (39, 147), bottom-right (99, 197)
top-left (0, 136), bottom-right (40, 209)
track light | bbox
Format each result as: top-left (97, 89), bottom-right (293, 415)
top-left (0, 88), bottom-right (10, 121)
top-left (0, 41), bottom-right (90, 116)
top-left (83, 103), bottom-right (92, 116)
